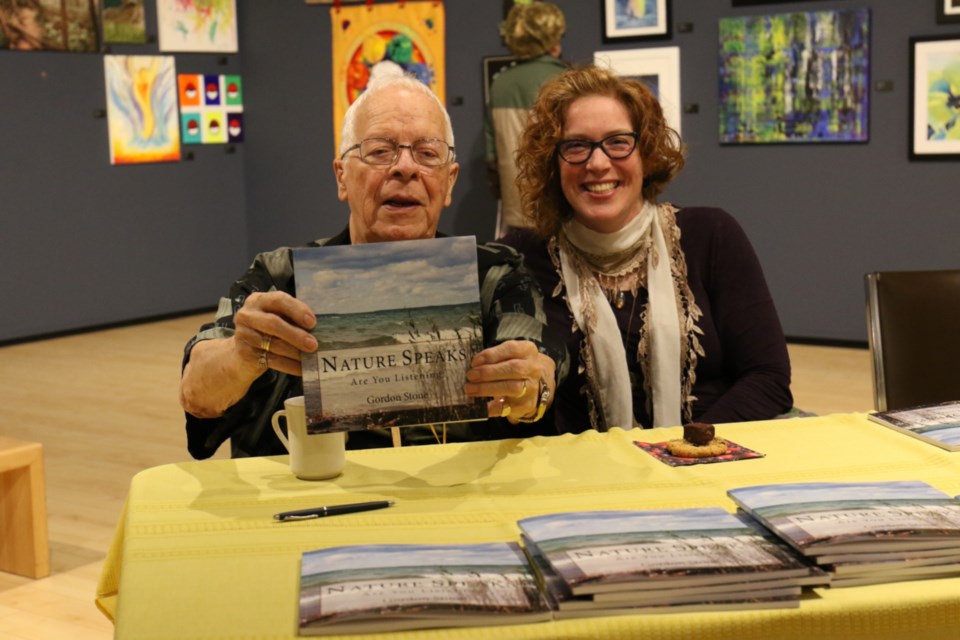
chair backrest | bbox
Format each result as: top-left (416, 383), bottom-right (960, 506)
top-left (865, 270), bottom-right (960, 411)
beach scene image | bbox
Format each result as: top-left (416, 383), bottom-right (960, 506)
top-left (293, 237), bottom-right (486, 433)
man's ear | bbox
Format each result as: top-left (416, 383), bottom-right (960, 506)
top-left (444, 162), bottom-right (460, 207)
top-left (334, 158), bottom-right (348, 202)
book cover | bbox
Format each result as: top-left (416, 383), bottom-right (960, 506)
top-left (728, 481), bottom-right (960, 556)
top-left (298, 542), bottom-right (552, 635)
top-left (868, 401), bottom-right (960, 452)
top-left (293, 237), bottom-right (487, 434)
top-left (517, 508), bottom-right (816, 597)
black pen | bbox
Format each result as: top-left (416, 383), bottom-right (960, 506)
top-left (273, 500), bottom-right (395, 522)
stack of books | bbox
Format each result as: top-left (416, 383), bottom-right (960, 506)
top-left (867, 400), bottom-right (960, 451)
top-left (728, 480), bottom-right (960, 587)
top-left (516, 508), bottom-right (828, 617)
top-left (297, 542), bottom-right (552, 636)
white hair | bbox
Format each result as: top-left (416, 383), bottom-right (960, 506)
top-left (339, 64), bottom-right (454, 156)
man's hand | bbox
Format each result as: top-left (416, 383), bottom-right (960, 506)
top-left (464, 340), bottom-right (556, 424)
top-left (180, 292), bottom-right (318, 419)
top-left (231, 291), bottom-right (318, 376)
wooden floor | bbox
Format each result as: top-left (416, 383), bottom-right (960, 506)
top-left (0, 314), bottom-right (874, 640)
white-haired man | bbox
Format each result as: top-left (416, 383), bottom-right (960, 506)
top-left (179, 70), bottom-right (566, 457)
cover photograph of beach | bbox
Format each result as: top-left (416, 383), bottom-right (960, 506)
top-left (293, 237), bottom-right (486, 433)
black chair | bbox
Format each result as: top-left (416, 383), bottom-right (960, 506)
top-left (864, 270), bottom-right (960, 411)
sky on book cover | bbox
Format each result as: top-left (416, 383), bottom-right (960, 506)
top-left (729, 481), bottom-right (952, 510)
top-left (294, 237), bottom-right (479, 314)
top-left (519, 509), bottom-right (749, 540)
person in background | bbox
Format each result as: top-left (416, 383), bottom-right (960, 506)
top-left (486, 0), bottom-right (566, 238)
top-left (501, 65), bottom-right (793, 434)
top-left (180, 67), bottom-right (566, 458)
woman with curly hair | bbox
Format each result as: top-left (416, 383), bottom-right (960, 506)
top-left (501, 65), bottom-right (793, 434)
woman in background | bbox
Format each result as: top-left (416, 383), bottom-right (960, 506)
top-left (501, 65), bottom-right (793, 433)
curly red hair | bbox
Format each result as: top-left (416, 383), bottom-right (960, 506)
top-left (516, 65), bottom-right (685, 237)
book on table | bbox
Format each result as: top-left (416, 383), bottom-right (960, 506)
top-left (867, 400), bottom-right (960, 451)
top-left (298, 542), bottom-right (552, 636)
top-left (292, 237), bottom-right (487, 434)
top-left (516, 507), bottom-right (827, 616)
top-left (728, 480), bottom-right (960, 586)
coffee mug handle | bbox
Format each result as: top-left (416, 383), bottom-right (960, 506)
top-left (271, 410), bottom-right (291, 452)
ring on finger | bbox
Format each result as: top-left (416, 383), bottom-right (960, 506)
top-left (498, 397), bottom-right (511, 418)
top-left (519, 378), bottom-right (529, 397)
top-left (259, 333), bottom-right (272, 354)
top-left (258, 350), bottom-right (269, 369)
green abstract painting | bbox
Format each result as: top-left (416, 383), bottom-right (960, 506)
top-left (719, 9), bottom-right (870, 144)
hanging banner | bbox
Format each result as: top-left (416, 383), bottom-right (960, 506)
top-left (330, 1), bottom-right (445, 153)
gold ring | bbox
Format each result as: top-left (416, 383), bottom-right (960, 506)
top-left (259, 334), bottom-right (272, 354)
top-left (520, 378), bottom-right (528, 397)
top-left (258, 351), bottom-right (269, 369)
top-left (499, 397), bottom-right (511, 418)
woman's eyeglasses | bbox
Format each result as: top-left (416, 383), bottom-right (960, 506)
top-left (340, 137), bottom-right (455, 167)
top-left (556, 132), bottom-right (639, 164)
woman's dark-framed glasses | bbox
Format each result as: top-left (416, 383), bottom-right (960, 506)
top-left (341, 137), bottom-right (455, 167)
top-left (557, 132), bottom-right (639, 164)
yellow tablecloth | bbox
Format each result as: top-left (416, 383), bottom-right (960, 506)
top-left (96, 413), bottom-right (960, 640)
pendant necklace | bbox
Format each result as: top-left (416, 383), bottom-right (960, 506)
top-left (597, 270), bottom-right (638, 310)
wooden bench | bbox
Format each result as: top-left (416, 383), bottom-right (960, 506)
top-left (0, 437), bottom-right (49, 578)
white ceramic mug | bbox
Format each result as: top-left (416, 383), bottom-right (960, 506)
top-left (271, 396), bottom-right (346, 480)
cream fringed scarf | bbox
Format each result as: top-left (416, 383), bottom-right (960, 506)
top-left (552, 202), bottom-right (703, 430)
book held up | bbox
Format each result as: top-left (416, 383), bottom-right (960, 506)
top-left (293, 237), bottom-right (487, 435)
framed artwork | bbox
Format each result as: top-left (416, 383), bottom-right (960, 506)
top-left (178, 74), bottom-right (244, 145)
top-left (157, 0), bottom-right (237, 53)
top-left (330, 2), bottom-right (445, 154)
top-left (718, 8), bottom-right (870, 144)
top-left (602, 0), bottom-right (671, 43)
top-left (0, 0), bottom-right (99, 52)
top-left (102, 0), bottom-right (146, 44)
top-left (104, 55), bottom-right (181, 165)
top-left (482, 55), bottom-right (519, 106)
top-left (910, 36), bottom-right (960, 160)
top-left (937, 0), bottom-right (960, 24)
top-left (595, 47), bottom-right (681, 135)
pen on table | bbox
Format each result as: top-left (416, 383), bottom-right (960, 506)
top-left (273, 500), bottom-right (395, 522)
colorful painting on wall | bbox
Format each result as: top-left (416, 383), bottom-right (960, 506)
top-left (719, 9), bottom-right (870, 144)
top-left (0, 0), bottom-right (99, 51)
top-left (157, 0), bottom-right (237, 53)
top-left (330, 1), bottom-right (445, 153)
top-left (603, 0), bottom-right (670, 42)
top-left (910, 36), bottom-right (960, 159)
top-left (178, 73), bottom-right (244, 144)
top-left (104, 55), bottom-right (181, 164)
top-left (102, 0), bottom-right (146, 44)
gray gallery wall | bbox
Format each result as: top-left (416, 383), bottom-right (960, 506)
top-left (2, 0), bottom-right (958, 344)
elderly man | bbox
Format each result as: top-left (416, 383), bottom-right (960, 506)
top-left (179, 70), bottom-right (566, 458)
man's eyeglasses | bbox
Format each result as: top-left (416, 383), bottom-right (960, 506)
top-left (340, 137), bottom-right (455, 167)
top-left (556, 132), bottom-right (639, 164)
